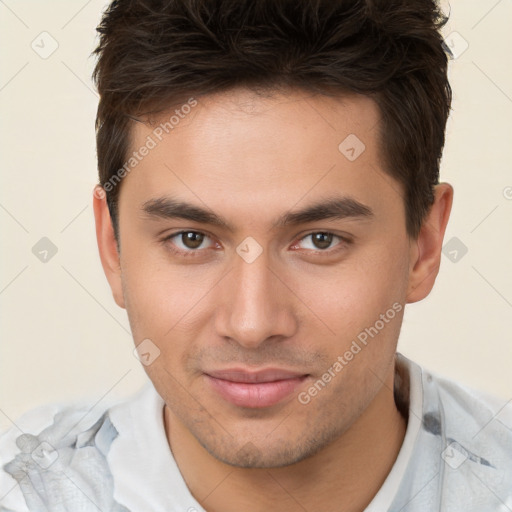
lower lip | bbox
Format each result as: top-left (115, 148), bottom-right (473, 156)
top-left (205, 375), bottom-right (307, 408)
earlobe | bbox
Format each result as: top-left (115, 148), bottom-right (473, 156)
top-left (92, 185), bottom-right (126, 309)
top-left (406, 183), bottom-right (453, 304)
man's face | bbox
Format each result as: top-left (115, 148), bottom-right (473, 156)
top-left (114, 88), bottom-right (413, 467)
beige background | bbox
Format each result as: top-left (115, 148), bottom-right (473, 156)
top-left (1, 0), bottom-right (511, 431)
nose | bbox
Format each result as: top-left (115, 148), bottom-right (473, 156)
top-left (215, 247), bottom-right (297, 349)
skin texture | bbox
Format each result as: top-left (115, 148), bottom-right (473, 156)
top-left (93, 87), bottom-right (453, 511)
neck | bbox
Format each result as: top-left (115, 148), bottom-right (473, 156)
top-left (164, 366), bottom-right (407, 512)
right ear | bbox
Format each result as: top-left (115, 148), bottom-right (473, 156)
top-left (92, 185), bottom-right (125, 309)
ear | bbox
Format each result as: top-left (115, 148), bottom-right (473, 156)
top-left (92, 185), bottom-right (125, 309)
top-left (406, 183), bottom-right (453, 304)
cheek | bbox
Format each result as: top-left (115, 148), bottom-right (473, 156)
top-left (289, 242), bottom-right (409, 351)
top-left (121, 256), bottom-right (211, 387)
top-left (290, 249), bottom-right (407, 420)
top-left (120, 245), bottom-right (209, 342)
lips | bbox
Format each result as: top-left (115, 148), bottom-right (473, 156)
top-left (204, 368), bottom-right (309, 408)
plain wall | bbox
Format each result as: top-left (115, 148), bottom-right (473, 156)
top-left (0, 0), bottom-right (511, 431)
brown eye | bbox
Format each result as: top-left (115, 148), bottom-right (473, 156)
top-left (164, 230), bottom-right (215, 254)
top-left (180, 231), bottom-right (205, 249)
top-left (292, 232), bottom-right (348, 253)
top-left (311, 232), bottom-right (333, 250)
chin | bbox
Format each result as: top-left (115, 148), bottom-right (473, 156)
top-left (197, 426), bottom-right (341, 469)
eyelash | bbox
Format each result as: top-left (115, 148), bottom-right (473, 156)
top-left (161, 230), bottom-right (351, 258)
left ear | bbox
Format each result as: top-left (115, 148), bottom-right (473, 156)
top-left (406, 183), bottom-right (453, 304)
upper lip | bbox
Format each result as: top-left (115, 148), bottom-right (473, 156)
top-left (205, 368), bottom-right (308, 383)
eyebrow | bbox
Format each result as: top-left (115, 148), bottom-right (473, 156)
top-left (141, 195), bottom-right (374, 232)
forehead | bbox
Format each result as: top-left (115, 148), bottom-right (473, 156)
top-left (119, 88), bottom-right (403, 229)
top-left (137, 87), bottom-right (381, 155)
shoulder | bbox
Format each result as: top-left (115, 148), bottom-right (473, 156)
top-left (399, 354), bottom-right (512, 453)
top-left (429, 369), bottom-right (512, 453)
top-left (422, 364), bottom-right (512, 509)
top-left (391, 355), bottom-right (512, 510)
top-left (0, 395), bottom-right (127, 511)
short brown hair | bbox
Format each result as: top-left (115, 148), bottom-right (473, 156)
top-left (92, 0), bottom-right (452, 240)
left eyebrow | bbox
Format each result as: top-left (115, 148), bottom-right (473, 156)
top-left (274, 196), bottom-right (374, 228)
top-left (141, 195), bottom-right (374, 232)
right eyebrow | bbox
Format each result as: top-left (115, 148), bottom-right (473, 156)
top-left (141, 197), bottom-right (235, 232)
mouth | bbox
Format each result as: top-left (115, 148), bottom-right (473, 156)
top-left (204, 368), bottom-right (310, 408)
